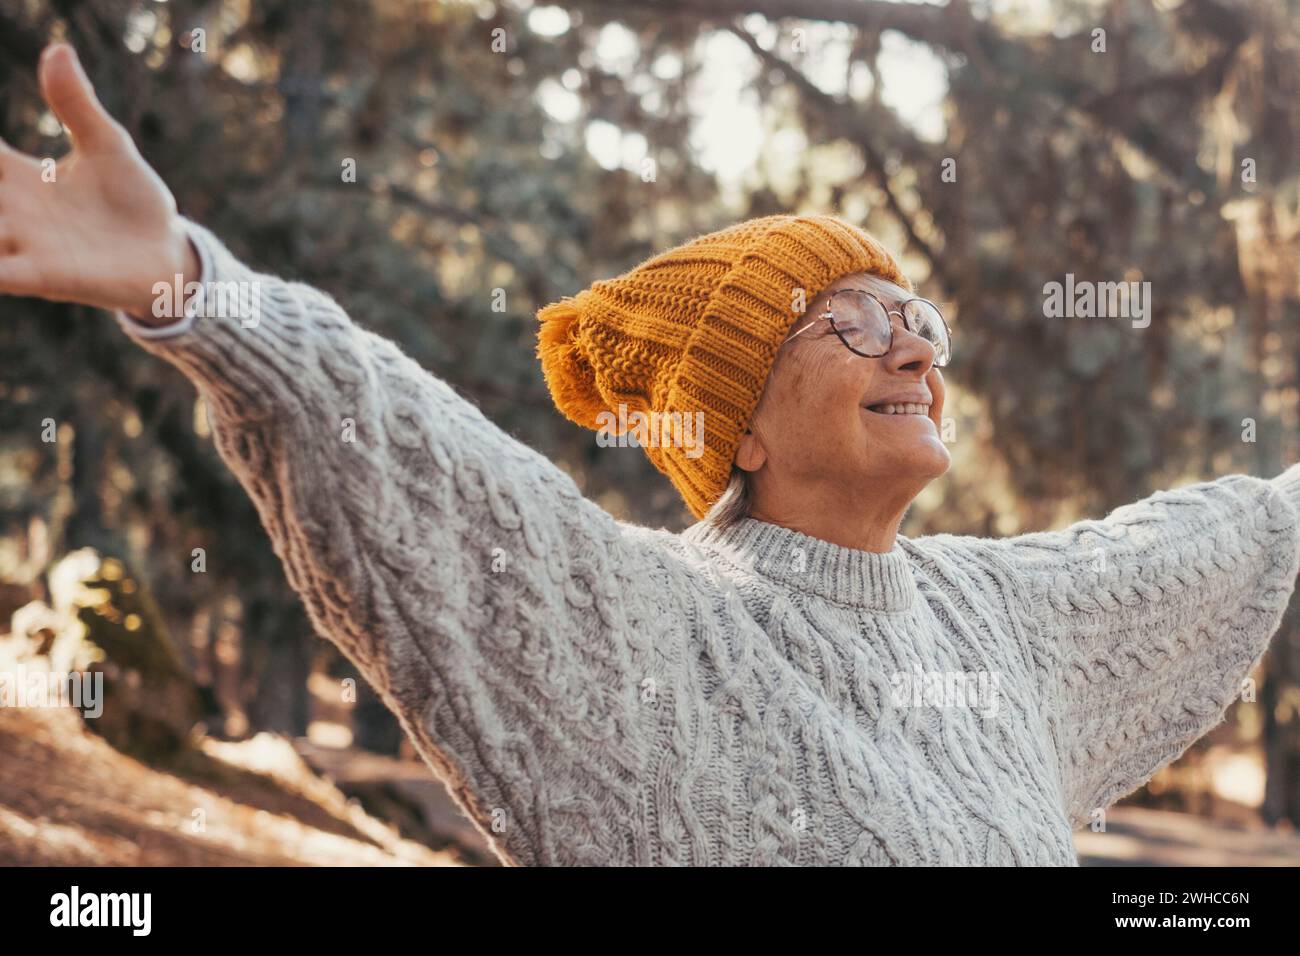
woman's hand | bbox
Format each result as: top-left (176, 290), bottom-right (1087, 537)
top-left (0, 43), bottom-right (197, 321)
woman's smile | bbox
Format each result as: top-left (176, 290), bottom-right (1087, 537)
top-left (864, 402), bottom-right (932, 416)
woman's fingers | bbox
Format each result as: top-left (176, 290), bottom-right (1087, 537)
top-left (37, 43), bottom-right (126, 154)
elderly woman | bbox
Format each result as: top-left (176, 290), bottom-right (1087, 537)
top-left (6, 45), bottom-right (1300, 866)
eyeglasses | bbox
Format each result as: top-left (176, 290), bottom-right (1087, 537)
top-left (786, 289), bottom-right (952, 367)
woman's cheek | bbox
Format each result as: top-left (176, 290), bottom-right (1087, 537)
top-left (926, 368), bottom-right (945, 431)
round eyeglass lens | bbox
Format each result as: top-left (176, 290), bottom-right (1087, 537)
top-left (827, 291), bottom-right (892, 356)
top-left (901, 299), bottom-right (950, 366)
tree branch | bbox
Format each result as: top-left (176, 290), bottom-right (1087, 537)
top-left (725, 25), bottom-right (948, 282)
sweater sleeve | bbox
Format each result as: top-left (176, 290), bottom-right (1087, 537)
top-left (975, 468), bottom-right (1300, 829)
top-left (115, 218), bottom-right (681, 865)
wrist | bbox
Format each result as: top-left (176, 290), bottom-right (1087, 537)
top-left (124, 220), bottom-right (202, 325)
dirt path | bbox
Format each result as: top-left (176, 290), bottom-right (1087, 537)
top-left (1075, 806), bottom-right (1300, 866)
top-left (0, 706), bottom-right (461, 866)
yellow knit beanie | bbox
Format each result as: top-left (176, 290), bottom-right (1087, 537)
top-left (536, 213), bottom-right (911, 519)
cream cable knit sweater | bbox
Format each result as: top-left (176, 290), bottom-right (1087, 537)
top-left (117, 219), bottom-right (1300, 866)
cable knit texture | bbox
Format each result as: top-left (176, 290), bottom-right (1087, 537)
top-left (116, 219), bottom-right (1300, 866)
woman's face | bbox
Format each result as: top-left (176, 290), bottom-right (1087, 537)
top-left (740, 272), bottom-right (951, 498)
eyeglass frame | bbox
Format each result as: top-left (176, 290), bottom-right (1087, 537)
top-left (785, 288), bottom-right (953, 367)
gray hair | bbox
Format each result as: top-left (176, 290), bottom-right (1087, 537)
top-left (704, 467), bottom-right (752, 530)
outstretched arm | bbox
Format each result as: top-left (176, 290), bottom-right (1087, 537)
top-left (925, 467), bottom-right (1300, 828)
top-left (2, 44), bottom-right (685, 865)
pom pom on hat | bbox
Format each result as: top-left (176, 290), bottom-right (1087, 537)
top-left (537, 291), bottom-right (609, 430)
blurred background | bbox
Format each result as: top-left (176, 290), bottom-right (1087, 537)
top-left (1, 0), bottom-right (1299, 865)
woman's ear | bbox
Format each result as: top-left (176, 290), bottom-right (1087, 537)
top-left (735, 427), bottom-right (767, 473)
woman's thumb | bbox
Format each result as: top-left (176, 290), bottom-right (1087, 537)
top-left (37, 44), bottom-right (125, 152)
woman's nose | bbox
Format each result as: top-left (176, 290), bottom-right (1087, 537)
top-left (884, 318), bottom-right (936, 374)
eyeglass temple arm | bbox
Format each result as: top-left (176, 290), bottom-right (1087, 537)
top-left (786, 305), bottom-right (835, 342)
top-left (787, 317), bottom-right (819, 340)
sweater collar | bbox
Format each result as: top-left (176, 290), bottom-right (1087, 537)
top-left (683, 517), bottom-right (917, 612)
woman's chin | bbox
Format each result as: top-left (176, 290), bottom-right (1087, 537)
top-left (861, 417), bottom-right (952, 474)
top-left (921, 443), bottom-right (953, 476)
top-left (913, 432), bottom-right (953, 473)
top-left (875, 438), bottom-right (952, 479)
